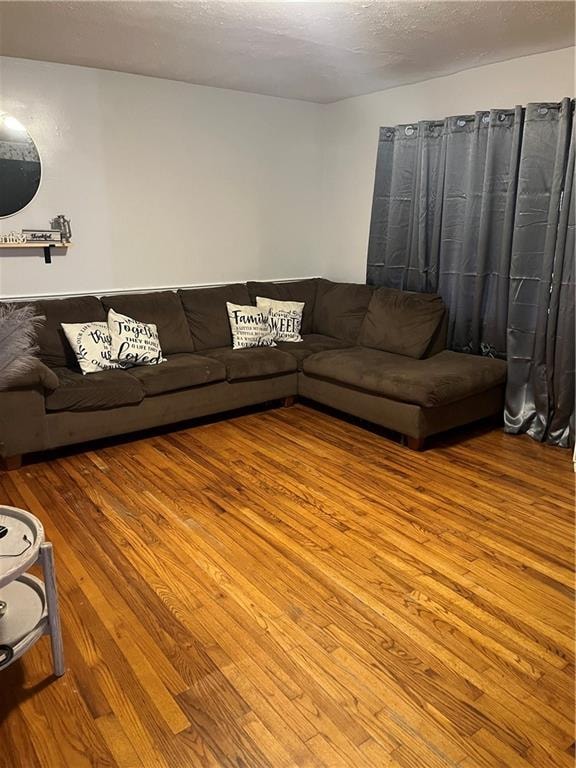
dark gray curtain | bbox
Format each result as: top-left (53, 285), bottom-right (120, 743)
top-left (366, 120), bottom-right (445, 294)
top-left (367, 109), bottom-right (523, 356)
top-left (367, 99), bottom-right (575, 447)
top-left (548, 138), bottom-right (575, 446)
top-left (437, 109), bottom-right (523, 356)
top-left (505, 99), bottom-right (575, 447)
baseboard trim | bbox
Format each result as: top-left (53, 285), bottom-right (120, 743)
top-left (1, 276), bottom-right (321, 302)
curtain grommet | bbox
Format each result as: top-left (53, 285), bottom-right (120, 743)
top-left (538, 106), bottom-right (549, 116)
top-left (404, 125), bottom-right (415, 137)
top-left (457, 118), bottom-right (467, 127)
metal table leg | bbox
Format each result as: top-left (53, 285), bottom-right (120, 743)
top-left (39, 542), bottom-right (65, 677)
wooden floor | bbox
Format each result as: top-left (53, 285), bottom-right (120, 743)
top-left (0, 404), bottom-right (574, 768)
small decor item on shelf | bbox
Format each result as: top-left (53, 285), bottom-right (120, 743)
top-left (22, 228), bottom-right (62, 244)
top-left (49, 214), bottom-right (72, 243)
top-left (0, 231), bottom-right (26, 244)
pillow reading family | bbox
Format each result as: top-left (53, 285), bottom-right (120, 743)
top-left (226, 302), bottom-right (276, 349)
top-left (256, 296), bottom-right (304, 343)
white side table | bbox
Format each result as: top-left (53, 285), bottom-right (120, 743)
top-left (0, 506), bottom-right (64, 677)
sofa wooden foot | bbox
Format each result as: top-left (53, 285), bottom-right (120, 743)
top-left (282, 396), bottom-right (296, 408)
top-left (405, 436), bottom-right (425, 451)
top-left (1, 455), bottom-right (23, 471)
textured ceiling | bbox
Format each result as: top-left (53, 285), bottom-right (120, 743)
top-left (0, 1), bottom-right (574, 103)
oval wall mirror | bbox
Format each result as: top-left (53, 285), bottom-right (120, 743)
top-left (0, 113), bottom-right (42, 218)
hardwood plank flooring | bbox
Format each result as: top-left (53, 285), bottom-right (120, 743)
top-left (0, 404), bottom-right (573, 767)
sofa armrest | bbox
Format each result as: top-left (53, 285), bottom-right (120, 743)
top-left (0, 388), bottom-right (48, 459)
top-left (2, 358), bottom-right (59, 392)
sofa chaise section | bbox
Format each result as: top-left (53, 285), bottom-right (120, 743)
top-left (302, 347), bottom-right (507, 409)
top-left (300, 347), bottom-right (507, 448)
top-left (298, 286), bottom-right (506, 448)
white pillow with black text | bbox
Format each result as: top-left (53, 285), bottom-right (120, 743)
top-left (61, 321), bottom-right (124, 375)
top-left (107, 309), bottom-right (165, 366)
top-left (226, 302), bottom-right (277, 349)
top-left (256, 296), bottom-right (304, 343)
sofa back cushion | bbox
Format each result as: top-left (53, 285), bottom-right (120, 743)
top-left (178, 283), bottom-right (251, 350)
top-left (34, 295), bottom-right (107, 369)
top-left (246, 279), bottom-right (318, 334)
top-left (312, 279), bottom-right (374, 342)
top-left (101, 291), bottom-right (194, 354)
top-left (358, 287), bottom-right (446, 359)
top-left (426, 311), bottom-right (448, 358)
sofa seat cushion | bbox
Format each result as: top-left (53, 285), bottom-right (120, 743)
top-left (303, 347), bottom-right (507, 408)
top-left (203, 346), bottom-right (297, 382)
top-left (312, 279), bottom-right (374, 342)
top-left (45, 368), bottom-right (144, 412)
top-left (126, 354), bottom-right (226, 396)
top-left (276, 334), bottom-right (354, 370)
top-left (247, 279), bottom-right (318, 334)
top-left (101, 291), bottom-right (195, 354)
top-left (358, 287), bottom-right (446, 359)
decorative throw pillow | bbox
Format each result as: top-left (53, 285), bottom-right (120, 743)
top-left (107, 309), bottom-right (164, 366)
top-left (61, 321), bottom-right (123, 375)
top-left (256, 296), bottom-right (304, 343)
top-left (226, 303), bottom-right (277, 349)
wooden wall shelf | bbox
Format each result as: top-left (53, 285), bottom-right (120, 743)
top-left (0, 242), bottom-right (72, 264)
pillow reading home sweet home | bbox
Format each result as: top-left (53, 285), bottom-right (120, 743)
top-left (226, 303), bottom-right (276, 349)
top-left (256, 296), bottom-right (304, 343)
top-left (108, 309), bottom-right (164, 366)
top-left (61, 321), bottom-right (124, 375)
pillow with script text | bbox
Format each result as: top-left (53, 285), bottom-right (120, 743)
top-left (226, 303), bottom-right (277, 349)
top-left (108, 309), bottom-right (165, 366)
top-left (256, 296), bottom-right (304, 343)
top-left (61, 321), bottom-right (124, 374)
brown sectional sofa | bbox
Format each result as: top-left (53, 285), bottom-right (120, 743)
top-left (0, 278), bottom-right (507, 467)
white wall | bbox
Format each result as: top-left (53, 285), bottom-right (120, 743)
top-left (1, 47), bottom-right (574, 298)
top-left (318, 46), bottom-right (576, 282)
top-left (0, 57), bottom-right (323, 299)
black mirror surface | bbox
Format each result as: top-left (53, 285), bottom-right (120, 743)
top-left (0, 114), bottom-right (41, 218)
